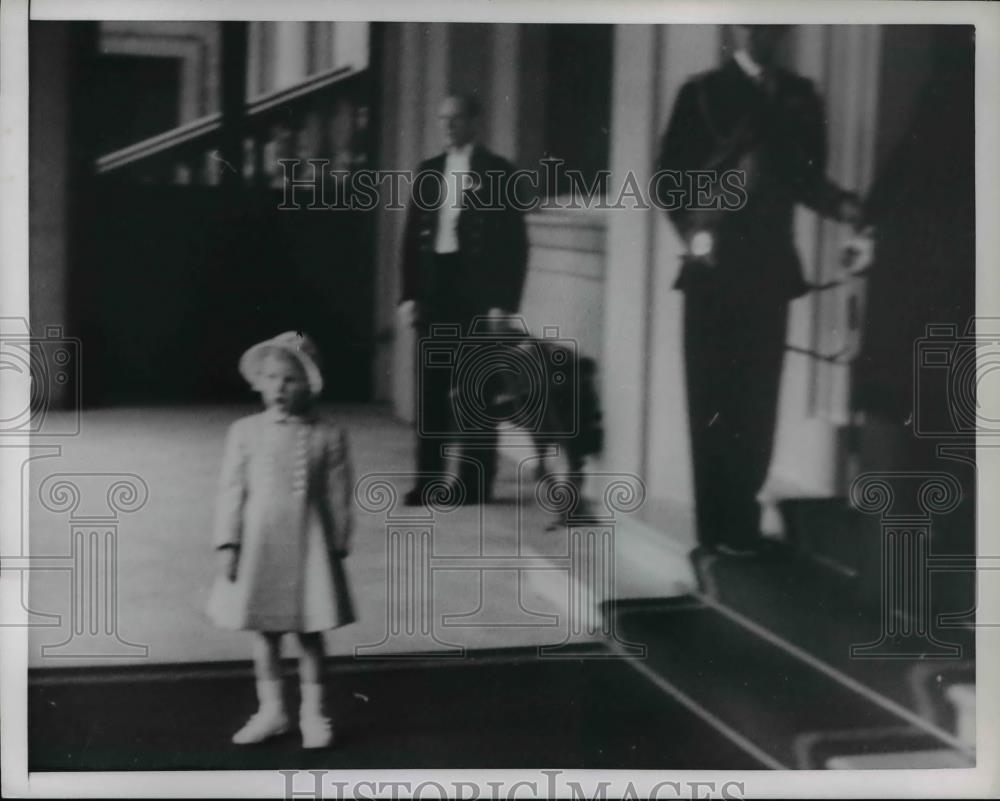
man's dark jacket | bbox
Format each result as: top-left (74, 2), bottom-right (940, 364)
top-left (400, 145), bottom-right (529, 315)
top-left (656, 58), bottom-right (853, 300)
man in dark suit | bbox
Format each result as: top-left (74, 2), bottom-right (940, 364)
top-left (399, 93), bottom-right (529, 506)
top-left (656, 25), bottom-right (861, 556)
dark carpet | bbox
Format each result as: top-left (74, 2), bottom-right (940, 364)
top-left (29, 645), bottom-right (761, 771)
top-left (30, 580), bottom-right (971, 771)
top-left (692, 547), bottom-right (975, 728)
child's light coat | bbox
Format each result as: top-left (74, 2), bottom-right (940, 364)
top-left (206, 408), bottom-right (355, 632)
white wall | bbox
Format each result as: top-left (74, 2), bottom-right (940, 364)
top-left (767, 26), bottom-right (883, 508)
top-left (644, 26), bottom-right (723, 514)
top-left (520, 210), bottom-right (606, 359)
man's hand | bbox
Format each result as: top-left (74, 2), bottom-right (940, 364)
top-left (399, 299), bottom-right (421, 329)
top-left (684, 229), bottom-right (717, 267)
top-left (217, 545), bottom-right (239, 582)
top-left (841, 226), bottom-right (875, 274)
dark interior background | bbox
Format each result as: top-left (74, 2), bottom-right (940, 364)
top-left (92, 55), bottom-right (182, 152)
top-left (35, 21), bottom-right (376, 406)
top-left (79, 182), bottom-right (374, 404)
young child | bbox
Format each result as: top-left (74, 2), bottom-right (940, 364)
top-left (205, 331), bottom-right (355, 749)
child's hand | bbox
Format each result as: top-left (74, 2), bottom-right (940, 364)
top-left (217, 546), bottom-right (239, 581)
top-left (399, 299), bottom-right (421, 329)
top-left (841, 227), bottom-right (875, 274)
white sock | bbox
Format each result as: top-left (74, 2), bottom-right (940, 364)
top-left (299, 681), bottom-right (326, 719)
top-left (257, 678), bottom-right (285, 714)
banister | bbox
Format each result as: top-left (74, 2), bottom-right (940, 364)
top-left (95, 112), bottom-right (223, 174)
top-left (245, 65), bottom-right (359, 117)
top-left (95, 65), bottom-right (365, 175)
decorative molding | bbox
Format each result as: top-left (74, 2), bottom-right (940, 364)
top-left (99, 32), bottom-right (209, 123)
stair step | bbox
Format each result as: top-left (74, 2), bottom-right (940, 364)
top-left (946, 683), bottom-right (975, 749)
top-left (826, 748), bottom-right (971, 769)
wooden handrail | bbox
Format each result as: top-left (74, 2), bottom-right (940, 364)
top-left (95, 65), bottom-right (365, 175)
top-left (95, 112), bottom-right (223, 174)
top-left (245, 65), bottom-right (359, 117)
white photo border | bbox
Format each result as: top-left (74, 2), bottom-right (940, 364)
top-left (2, 0), bottom-right (999, 798)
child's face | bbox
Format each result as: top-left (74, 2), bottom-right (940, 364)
top-left (259, 352), bottom-right (311, 414)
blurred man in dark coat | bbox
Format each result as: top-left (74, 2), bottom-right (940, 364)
top-left (399, 93), bottom-right (529, 505)
top-left (656, 25), bottom-right (862, 555)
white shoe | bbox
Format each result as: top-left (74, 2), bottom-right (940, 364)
top-left (300, 713), bottom-right (334, 749)
top-left (232, 708), bottom-right (290, 744)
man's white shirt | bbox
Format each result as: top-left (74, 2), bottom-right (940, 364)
top-left (733, 49), bottom-right (764, 81)
top-left (434, 143), bottom-right (473, 254)
top-left (733, 49), bottom-right (777, 96)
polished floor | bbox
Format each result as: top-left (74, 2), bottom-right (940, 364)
top-left (22, 406), bottom-right (976, 771)
top-left (23, 405), bottom-right (695, 667)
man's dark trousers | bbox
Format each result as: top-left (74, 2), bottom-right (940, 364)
top-left (683, 281), bottom-right (788, 550)
top-left (416, 253), bottom-right (498, 499)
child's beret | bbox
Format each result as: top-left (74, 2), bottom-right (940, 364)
top-left (239, 331), bottom-right (324, 397)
